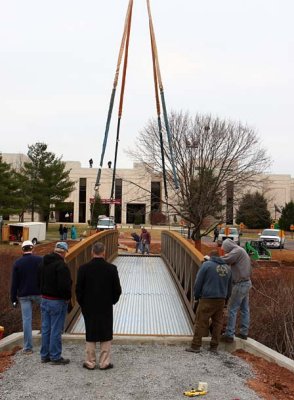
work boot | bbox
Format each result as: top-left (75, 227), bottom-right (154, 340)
top-left (235, 333), bottom-right (248, 340)
top-left (220, 334), bottom-right (234, 343)
top-left (50, 357), bottom-right (70, 365)
top-left (209, 346), bottom-right (218, 354)
top-left (185, 347), bottom-right (201, 354)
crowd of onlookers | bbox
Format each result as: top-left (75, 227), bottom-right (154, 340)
top-left (58, 224), bottom-right (77, 240)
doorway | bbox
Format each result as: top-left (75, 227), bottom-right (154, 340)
top-left (127, 204), bottom-right (146, 225)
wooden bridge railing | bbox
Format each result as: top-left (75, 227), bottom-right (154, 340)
top-left (161, 231), bottom-right (204, 324)
top-left (64, 229), bottom-right (118, 330)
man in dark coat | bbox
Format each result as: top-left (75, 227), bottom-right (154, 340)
top-left (39, 241), bottom-right (72, 365)
top-left (76, 241), bottom-right (121, 370)
top-left (10, 240), bottom-right (42, 354)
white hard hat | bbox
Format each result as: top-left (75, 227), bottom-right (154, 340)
top-left (22, 240), bottom-right (34, 248)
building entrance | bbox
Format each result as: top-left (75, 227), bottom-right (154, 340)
top-left (127, 204), bottom-right (146, 225)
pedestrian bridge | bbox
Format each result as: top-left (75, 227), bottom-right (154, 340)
top-left (2, 229), bottom-right (294, 376)
top-left (65, 230), bottom-right (203, 336)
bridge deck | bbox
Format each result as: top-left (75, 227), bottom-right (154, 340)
top-left (71, 255), bottom-right (193, 336)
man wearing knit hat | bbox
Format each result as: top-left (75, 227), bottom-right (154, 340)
top-left (39, 241), bottom-right (72, 364)
top-left (221, 239), bottom-right (252, 343)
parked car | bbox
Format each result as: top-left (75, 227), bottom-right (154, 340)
top-left (96, 216), bottom-right (115, 231)
top-left (259, 229), bottom-right (285, 249)
top-left (217, 227), bottom-right (240, 246)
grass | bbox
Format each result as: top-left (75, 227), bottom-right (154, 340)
top-left (46, 223), bottom-right (89, 241)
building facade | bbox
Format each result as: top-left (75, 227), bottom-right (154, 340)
top-left (2, 153), bottom-right (294, 224)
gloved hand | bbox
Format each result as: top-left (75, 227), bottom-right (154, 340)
top-left (12, 301), bottom-right (18, 308)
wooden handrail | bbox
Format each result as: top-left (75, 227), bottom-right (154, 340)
top-left (65, 230), bottom-right (119, 331)
top-left (161, 231), bottom-right (204, 323)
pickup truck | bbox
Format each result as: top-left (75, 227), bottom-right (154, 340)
top-left (259, 229), bottom-right (285, 249)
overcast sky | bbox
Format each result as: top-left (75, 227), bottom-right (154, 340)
top-left (0, 0), bottom-right (293, 174)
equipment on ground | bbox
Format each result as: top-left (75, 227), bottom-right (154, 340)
top-left (183, 389), bottom-right (207, 397)
top-left (245, 240), bottom-right (271, 260)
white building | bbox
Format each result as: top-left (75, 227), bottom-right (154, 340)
top-left (2, 153), bottom-right (294, 224)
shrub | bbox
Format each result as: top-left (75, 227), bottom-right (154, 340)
top-left (250, 268), bottom-right (294, 359)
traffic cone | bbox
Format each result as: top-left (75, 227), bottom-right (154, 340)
top-left (0, 326), bottom-right (4, 340)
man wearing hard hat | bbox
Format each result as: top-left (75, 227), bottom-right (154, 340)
top-left (10, 240), bottom-right (43, 354)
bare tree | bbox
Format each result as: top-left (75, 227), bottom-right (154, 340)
top-left (128, 111), bottom-right (271, 240)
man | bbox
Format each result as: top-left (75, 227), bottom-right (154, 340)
top-left (10, 240), bottom-right (42, 354)
top-left (140, 228), bottom-right (151, 255)
top-left (213, 226), bottom-right (219, 242)
top-left (76, 241), bottom-right (121, 370)
top-left (39, 241), bottom-right (72, 364)
top-left (186, 250), bottom-right (232, 353)
top-left (131, 232), bottom-right (141, 253)
top-left (221, 238), bottom-right (252, 342)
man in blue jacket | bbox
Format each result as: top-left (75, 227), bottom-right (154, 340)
top-left (10, 240), bottom-right (43, 354)
top-left (186, 251), bottom-right (232, 353)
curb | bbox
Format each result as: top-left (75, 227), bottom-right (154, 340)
top-left (1, 332), bottom-right (293, 373)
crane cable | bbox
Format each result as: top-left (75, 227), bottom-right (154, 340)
top-left (93, 0), bottom-right (179, 226)
top-left (95, 0), bottom-right (134, 191)
top-left (146, 0), bottom-right (179, 190)
top-left (147, 3), bottom-right (168, 203)
top-left (110, 1), bottom-right (133, 201)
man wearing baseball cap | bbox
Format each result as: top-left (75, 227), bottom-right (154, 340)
top-left (10, 240), bottom-right (43, 354)
top-left (39, 241), bottom-right (72, 365)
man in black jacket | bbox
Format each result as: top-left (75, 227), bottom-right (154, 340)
top-left (76, 241), bottom-right (121, 370)
top-left (39, 242), bottom-right (72, 365)
top-left (10, 240), bottom-right (42, 354)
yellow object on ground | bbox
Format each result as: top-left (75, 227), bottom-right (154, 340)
top-left (183, 389), bottom-right (208, 397)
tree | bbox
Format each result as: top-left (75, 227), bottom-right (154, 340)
top-left (236, 192), bottom-right (271, 229)
top-left (90, 193), bottom-right (108, 226)
top-left (21, 143), bottom-right (75, 225)
top-left (0, 155), bottom-right (24, 217)
top-left (128, 112), bottom-right (271, 240)
top-left (279, 201), bottom-right (294, 231)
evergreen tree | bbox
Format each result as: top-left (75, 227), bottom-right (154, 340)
top-left (0, 155), bottom-right (24, 217)
top-left (236, 192), bottom-right (271, 229)
top-left (279, 201), bottom-right (294, 231)
top-left (21, 143), bottom-right (75, 224)
top-left (90, 193), bottom-right (108, 226)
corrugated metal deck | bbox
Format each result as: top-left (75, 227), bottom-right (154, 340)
top-left (71, 256), bottom-right (193, 336)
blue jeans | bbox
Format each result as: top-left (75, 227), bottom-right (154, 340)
top-left (40, 298), bottom-right (67, 361)
top-left (19, 296), bottom-right (41, 351)
top-left (225, 280), bottom-right (252, 337)
top-left (142, 243), bottom-right (150, 254)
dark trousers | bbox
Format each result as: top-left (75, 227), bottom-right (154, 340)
top-left (191, 298), bottom-right (226, 349)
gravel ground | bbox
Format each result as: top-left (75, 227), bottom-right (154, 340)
top-left (0, 343), bottom-right (262, 400)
